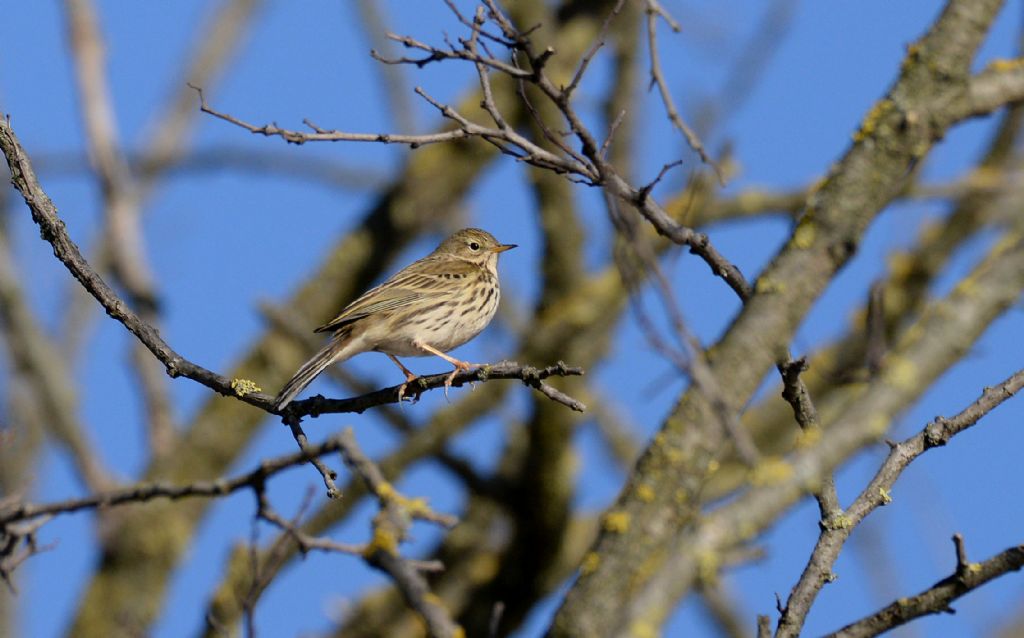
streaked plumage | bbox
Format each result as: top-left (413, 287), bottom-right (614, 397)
top-left (274, 228), bottom-right (515, 410)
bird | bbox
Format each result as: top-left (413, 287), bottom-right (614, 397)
top-left (273, 228), bottom-right (516, 410)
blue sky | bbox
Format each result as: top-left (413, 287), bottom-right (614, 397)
top-left (2, 1), bottom-right (1023, 637)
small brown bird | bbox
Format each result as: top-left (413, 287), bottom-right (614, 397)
top-left (273, 228), bottom-right (516, 410)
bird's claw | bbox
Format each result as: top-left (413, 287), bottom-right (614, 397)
top-left (442, 361), bottom-right (475, 401)
top-left (442, 368), bottom-right (459, 401)
top-left (397, 372), bottom-right (420, 404)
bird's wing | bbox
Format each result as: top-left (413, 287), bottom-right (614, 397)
top-left (313, 258), bottom-right (476, 333)
top-left (314, 283), bottom-right (425, 333)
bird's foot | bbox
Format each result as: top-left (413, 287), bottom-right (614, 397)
top-left (397, 371), bottom-right (421, 404)
top-left (443, 361), bottom-right (476, 400)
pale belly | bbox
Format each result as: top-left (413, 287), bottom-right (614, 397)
top-left (372, 285), bottom-right (500, 357)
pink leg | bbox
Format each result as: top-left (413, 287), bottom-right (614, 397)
top-left (414, 341), bottom-right (478, 399)
top-left (386, 354), bottom-right (419, 402)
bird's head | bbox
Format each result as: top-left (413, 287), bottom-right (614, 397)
top-left (435, 228), bottom-right (516, 269)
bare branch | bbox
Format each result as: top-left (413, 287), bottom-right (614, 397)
top-left (191, 7), bottom-right (752, 310)
top-left (338, 428), bottom-right (462, 637)
top-left (608, 193), bottom-right (759, 465)
top-left (191, 83), bottom-right (476, 147)
top-left (637, 159), bottom-right (684, 201)
top-left (282, 418), bottom-right (341, 499)
top-left (1, 117), bottom-right (259, 403)
top-left (0, 514), bottom-right (54, 592)
top-left (440, 0), bottom-right (518, 47)
top-left (827, 537), bottom-right (1024, 638)
top-left (555, 0), bottom-right (1011, 629)
top-left (775, 366), bottom-right (1024, 636)
top-left (647, 0), bottom-right (681, 33)
top-left (599, 108), bottom-right (627, 159)
top-left (643, 0), bottom-right (723, 183)
top-left (284, 360), bottom-right (585, 420)
top-left (960, 58), bottom-right (1024, 121)
top-left (564, 0), bottom-right (627, 98)
top-left (254, 488), bottom-right (364, 558)
top-left (0, 431), bottom-right (354, 526)
top-left (777, 357), bottom-right (840, 519)
top-left (374, 30), bottom-right (531, 78)
top-left (0, 119), bottom-right (586, 420)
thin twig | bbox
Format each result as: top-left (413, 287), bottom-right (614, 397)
top-left (0, 431), bottom-right (354, 526)
top-left (777, 357), bottom-right (840, 519)
top-left (281, 418), bottom-right (340, 499)
top-left (564, 0), bottom-right (627, 98)
top-left (643, 0), bottom-right (723, 183)
top-left (192, 83), bottom-right (475, 147)
top-left (255, 487), bottom-right (362, 557)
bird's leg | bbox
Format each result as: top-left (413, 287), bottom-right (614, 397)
top-left (414, 341), bottom-right (476, 400)
top-left (386, 354), bottom-right (419, 402)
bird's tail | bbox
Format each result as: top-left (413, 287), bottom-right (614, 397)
top-left (274, 330), bottom-right (353, 411)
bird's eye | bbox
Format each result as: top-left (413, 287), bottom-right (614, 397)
top-left (469, 242), bottom-right (480, 251)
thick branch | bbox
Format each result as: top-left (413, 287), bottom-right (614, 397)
top-left (614, 226), bottom-right (1024, 634)
top-left (961, 59), bottom-right (1024, 120)
top-left (551, 1), bottom-right (1010, 633)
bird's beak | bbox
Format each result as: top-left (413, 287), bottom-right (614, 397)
top-left (493, 243), bottom-right (517, 253)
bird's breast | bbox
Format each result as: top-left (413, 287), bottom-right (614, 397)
top-left (424, 272), bottom-right (499, 351)
top-left (368, 271), bottom-right (501, 356)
